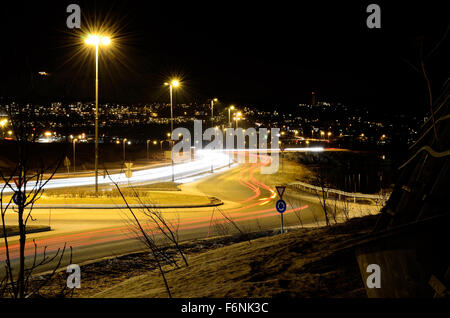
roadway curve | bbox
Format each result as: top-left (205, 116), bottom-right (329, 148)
top-left (0, 156), bottom-right (325, 277)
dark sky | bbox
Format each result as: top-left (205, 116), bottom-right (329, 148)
top-left (0, 0), bottom-right (448, 115)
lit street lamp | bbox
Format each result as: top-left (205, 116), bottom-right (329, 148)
top-left (72, 138), bottom-right (78, 173)
top-left (0, 118), bottom-right (8, 138)
top-left (210, 98), bottom-right (218, 127)
top-left (164, 79), bottom-right (180, 134)
top-left (228, 105), bottom-right (235, 127)
top-left (234, 111), bottom-right (242, 128)
top-left (146, 139), bottom-right (151, 160)
top-left (123, 138), bottom-right (127, 162)
top-left (84, 33), bottom-right (111, 193)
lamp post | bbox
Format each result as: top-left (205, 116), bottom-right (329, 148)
top-left (84, 33), bottom-right (111, 193)
top-left (123, 138), bottom-right (127, 162)
top-left (0, 118), bottom-right (7, 138)
top-left (72, 138), bottom-right (78, 173)
top-left (210, 98), bottom-right (218, 127)
top-left (234, 111), bottom-right (242, 128)
top-left (146, 139), bottom-right (151, 160)
top-left (164, 79), bottom-right (180, 134)
top-left (228, 105), bottom-right (235, 127)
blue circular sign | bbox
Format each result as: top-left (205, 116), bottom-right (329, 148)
top-left (12, 191), bottom-right (26, 205)
top-left (276, 199), bottom-right (287, 213)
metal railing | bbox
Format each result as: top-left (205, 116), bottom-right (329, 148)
top-left (288, 181), bottom-right (391, 204)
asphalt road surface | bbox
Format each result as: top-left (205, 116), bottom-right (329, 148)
top-left (0, 158), bottom-right (326, 278)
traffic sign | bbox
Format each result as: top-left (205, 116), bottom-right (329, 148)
top-left (275, 186), bottom-right (286, 199)
top-left (12, 191), bottom-right (26, 205)
top-left (12, 177), bottom-right (24, 188)
top-left (276, 199), bottom-right (287, 213)
top-left (125, 162), bottom-right (133, 178)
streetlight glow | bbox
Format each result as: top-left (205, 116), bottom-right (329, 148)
top-left (84, 34), bottom-right (111, 46)
top-left (101, 36), bottom-right (111, 45)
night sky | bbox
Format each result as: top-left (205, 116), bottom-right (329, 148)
top-left (0, 1), bottom-right (448, 115)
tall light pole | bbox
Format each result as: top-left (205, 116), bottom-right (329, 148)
top-left (210, 98), bottom-right (218, 127)
top-left (123, 138), bottom-right (127, 162)
top-left (164, 80), bottom-right (180, 183)
top-left (164, 79), bottom-right (180, 134)
top-left (234, 111), bottom-right (242, 128)
top-left (73, 138), bottom-right (78, 173)
top-left (0, 118), bottom-right (7, 138)
top-left (84, 33), bottom-right (111, 193)
top-left (146, 139), bottom-right (151, 160)
top-left (228, 105), bottom-right (235, 127)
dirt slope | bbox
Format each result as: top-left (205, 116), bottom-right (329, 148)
top-left (92, 215), bottom-right (377, 298)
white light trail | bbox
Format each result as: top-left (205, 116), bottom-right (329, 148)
top-left (3, 150), bottom-right (233, 193)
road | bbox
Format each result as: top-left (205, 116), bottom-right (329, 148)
top-left (0, 155), bottom-right (329, 277)
top-left (1, 150), bottom-right (234, 193)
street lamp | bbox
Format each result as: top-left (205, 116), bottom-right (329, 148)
top-left (228, 105), bottom-right (235, 127)
top-left (72, 138), bottom-right (78, 173)
top-left (234, 111), bottom-right (242, 128)
top-left (164, 79), bottom-right (180, 134)
top-left (123, 138), bottom-right (127, 161)
top-left (210, 98), bottom-right (218, 127)
top-left (320, 131), bottom-right (325, 139)
top-left (84, 33), bottom-right (111, 193)
top-left (146, 139), bottom-right (151, 160)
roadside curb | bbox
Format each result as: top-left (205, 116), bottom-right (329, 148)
top-left (0, 226), bottom-right (51, 238)
top-left (8, 197), bottom-right (223, 209)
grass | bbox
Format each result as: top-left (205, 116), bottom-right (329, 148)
top-left (3, 182), bottom-right (215, 206)
top-left (254, 159), bottom-right (314, 187)
top-left (35, 192), bottom-right (213, 206)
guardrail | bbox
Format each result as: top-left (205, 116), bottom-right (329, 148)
top-left (288, 181), bottom-right (391, 204)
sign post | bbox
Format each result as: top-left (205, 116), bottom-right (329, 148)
top-left (64, 156), bottom-right (71, 174)
top-left (275, 186), bottom-right (287, 233)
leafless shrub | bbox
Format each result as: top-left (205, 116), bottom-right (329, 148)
top-left (0, 103), bottom-right (71, 298)
top-left (212, 220), bottom-right (230, 237)
top-left (313, 170), bottom-right (331, 226)
top-left (105, 168), bottom-right (189, 298)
